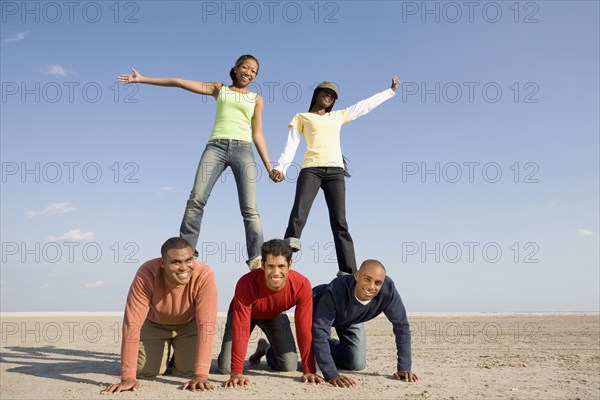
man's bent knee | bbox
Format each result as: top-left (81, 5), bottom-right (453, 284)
top-left (274, 352), bottom-right (298, 372)
top-left (345, 358), bottom-right (366, 371)
top-left (281, 352), bottom-right (299, 371)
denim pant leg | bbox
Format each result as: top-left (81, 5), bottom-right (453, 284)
top-left (256, 314), bottom-right (298, 372)
top-left (180, 142), bottom-right (229, 255)
top-left (329, 323), bottom-right (367, 371)
top-left (230, 141), bottom-right (263, 260)
top-left (217, 305), bottom-right (235, 374)
top-left (321, 168), bottom-right (357, 275)
top-left (284, 168), bottom-right (324, 251)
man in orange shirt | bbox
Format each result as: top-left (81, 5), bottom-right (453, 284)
top-left (101, 237), bottom-right (218, 394)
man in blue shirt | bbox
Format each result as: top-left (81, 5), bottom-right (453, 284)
top-left (312, 259), bottom-right (418, 387)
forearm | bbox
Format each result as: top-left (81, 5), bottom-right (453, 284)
top-left (136, 76), bottom-right (182, 87)
top-left (120, 324), bottom-right (140, 381)
top-left (345, 88), bottom-right (396, 122)
top-left (136, 76), bottom-right (218, 96)
top-left (312, 330), bottom-right (338, 379)
top-left (274, 127), bottom-right (301, 175)
top-left (194, 323), bottom-right (216, 376)
top-left (395, 329), bottom-right (412, 371)
top-left (252, 131), bottom-right (273, 172)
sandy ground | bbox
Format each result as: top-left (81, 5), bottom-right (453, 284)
top-left (1, 313), bottom-right (598, 399)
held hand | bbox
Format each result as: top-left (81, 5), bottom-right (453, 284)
top-left (100, 378), bottom-right (139, 394)
top-left (302, 372), bottom-right (325, 384)
top-left (269, 169), bottom-right (284, 183)
top-left (118, 68), bottom-right (142, 85)
top-left (224, 374), bottom-right (251, 388)
top-left (390, 75), bottom-right (401, 92)
top-left (182, 374), bottom-right (214, 391)
top-left (327, 374), bottom-right (356, 388)
top-left (394, 370), bottom-right (419, 382)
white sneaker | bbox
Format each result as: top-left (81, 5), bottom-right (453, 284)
top-left (247, 255), bottom-right (262, 271)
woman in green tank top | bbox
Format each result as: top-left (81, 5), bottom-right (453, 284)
top-left (119, 55), bottom-right (272, 269)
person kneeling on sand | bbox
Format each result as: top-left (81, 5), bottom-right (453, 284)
top-left (312, 259), bottom-right (419, 387)
top-left (101, 237), bottom-right (218, 394)
top-left (217, 239), bottom-right (324, 387)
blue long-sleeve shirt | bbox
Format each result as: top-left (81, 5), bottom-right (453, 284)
top-left (312, 275), bottom-right (412, 380)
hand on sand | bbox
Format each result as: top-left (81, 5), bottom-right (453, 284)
top-left (328, 374), bottom-right (356, 388)
top-left (100, 378), bottom-right (139, 394)
top-left (394, 371), bottom-right (419, 382)
top-left (224, 374), bottom-right (251, 388)
top-left (182, 375), bottom-right (214, 391)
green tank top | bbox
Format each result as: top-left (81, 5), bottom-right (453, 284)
top-left (209, 85), bottom-right (257, 141)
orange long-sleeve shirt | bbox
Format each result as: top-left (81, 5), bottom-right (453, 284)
top-left (120, 258), bottom-right (218, 380)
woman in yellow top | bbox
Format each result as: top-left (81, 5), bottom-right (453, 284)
top-left (270, 77), bottom-right (400, 276)
top-left (119, 55), bottom-right (272, 269)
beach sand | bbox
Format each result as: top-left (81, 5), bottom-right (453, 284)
top-left (1, 313), bottom-right (598, 399)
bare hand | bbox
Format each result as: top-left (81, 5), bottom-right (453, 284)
top-left (224, 374), bottom-right (251, 388)
top-left (302, 372), bottom-right (325, 384)
top-left (100, 378), bottom-right (139, 394)
top-left (182, 374), bottom-right (214, 391)
top-left (327, 374), bottom-right (356, 388)
top-left (390, 75), bottom-right (401, 92)
top-left (394, 370), bottom-right (419, 382)
top-left (269, 169), bottom-right (284, 183)
top-left (119, 68), bottom-right (142, 84)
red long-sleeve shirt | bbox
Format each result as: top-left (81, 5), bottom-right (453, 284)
top-left (230, 269), bottom-right (315, 375)
top-left (120, 258), bottom-right (218, 380)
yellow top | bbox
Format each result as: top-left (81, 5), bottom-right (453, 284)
top-left (289, 110), bottom-right (350, 169)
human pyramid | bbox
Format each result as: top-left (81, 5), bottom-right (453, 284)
top-left (101, 55), bottom-right (418, 394)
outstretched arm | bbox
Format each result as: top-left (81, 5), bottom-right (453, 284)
top-left (118, 68), bottom-right (222, 98)
top-left (344, 76), bottom-right (400, 122)
top-left (251, 96), bottom-right (274, 174)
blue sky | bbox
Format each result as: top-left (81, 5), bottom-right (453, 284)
top-left (1, 1), bottom-right (598, 312)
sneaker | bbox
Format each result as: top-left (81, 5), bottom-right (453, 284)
top-left (246, 255), bottom-right (262, 271)
top-left (284, 237), bottom-right (301, 253)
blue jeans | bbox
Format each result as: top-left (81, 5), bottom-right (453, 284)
top-left (180, 139), bottom-right (263, 261)
top-left (329, 323), bottom-right (367, 371)
top-left (217, 306), bottom-right (298, 374)
top-left (284, 167), bottom-right (357, 275)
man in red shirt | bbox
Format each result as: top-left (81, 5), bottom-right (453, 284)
top-left (101, 237), bottom-right (218, 394)
top-left (218, 239), bottom-right (324, 387)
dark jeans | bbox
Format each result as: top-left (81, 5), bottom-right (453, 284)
top-left (217, 307), bottom-right (298, 374)
top-left (284, 167), bottom-right (357, 275)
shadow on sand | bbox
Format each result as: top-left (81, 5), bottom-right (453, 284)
top-left (1, 345), bottom-right (119, 386)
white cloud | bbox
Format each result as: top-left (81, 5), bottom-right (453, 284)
top-left (25, 202), bottom-right (75, 218)
top-left (4, 30), bottom-right (29, 43)
top-left (577, 228), bottom-right (593, 237)
top-left (85, 280), bottom-right (104, 288)
top-left (44, 64), bottom-right (73, 76)
top-left (48, 229), bottom-right (95, 242)
top-left (156, 185), bottom-right (175, 197)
